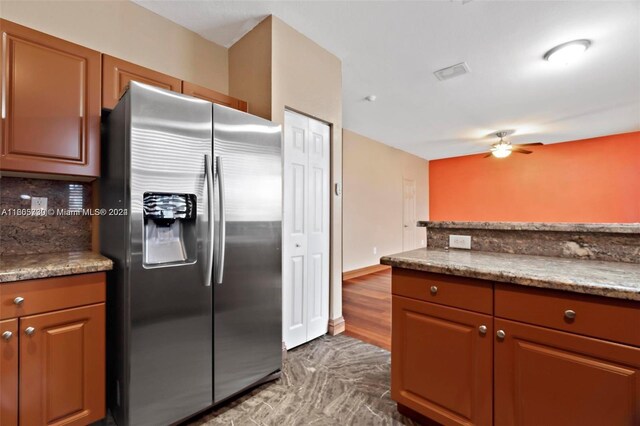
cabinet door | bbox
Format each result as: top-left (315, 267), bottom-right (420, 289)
top-left (20, 304), bottom-right (105, 426)
top-left (0, 19), bottom-right (100, 177)
top-left (495, 318), bottom-right (640, 426)
top-left (182, 81), bottom-right (248, 112)
top-left (102, 55), bottom-right (181, 109)
top-left (392, 295), bottom-right (493, 426)
top-left (0, 319), bottom-right (17, 426)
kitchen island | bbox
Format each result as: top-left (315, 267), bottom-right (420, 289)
top-left (381, 223), bottom-right (640, 426)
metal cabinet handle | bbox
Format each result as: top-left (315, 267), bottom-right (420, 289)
top-left (13, 297), bottom-right (24, 305)
top-left (564, 309), bottom-right (576, 320)
top-left (2, 331), bottom-right (12, 340)
top-left (430, 286), bottom-right (438, 295)
top-left (479, 325), bottom-right (488, 335)
top-left (24, 327), bottom-right (35, 336)
top-left (496, 330), bottom-right (506, 339)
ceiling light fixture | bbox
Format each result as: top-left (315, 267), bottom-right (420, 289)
top-left (544, 39), bottom-right (591, 64)
top-left (491, 142), bottom-right (512, 158)
top-left (490, 131), bottom-right (513, 158)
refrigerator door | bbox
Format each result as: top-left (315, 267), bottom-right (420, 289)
top-left (128, 82), bottom-right (213, 425)
top-left (213, 104), bottom-right (283, 403)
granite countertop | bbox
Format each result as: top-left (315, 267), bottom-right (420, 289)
top-left (0, 251), bottom-right (113, 283)
top-left (381, 248), bottom-right (640, 301)
top-left (417, 221), bottom-right (640, 234)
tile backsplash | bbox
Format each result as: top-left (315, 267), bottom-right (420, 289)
top-left (0, 177), bottom-right (92, 256)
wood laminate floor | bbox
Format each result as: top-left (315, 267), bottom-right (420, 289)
top-left (342, 268), bottom-right (392, 351)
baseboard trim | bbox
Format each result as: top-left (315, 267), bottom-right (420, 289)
top-left (327, 316), bottom-right (345, 335)
top-left (343, 264), bottom-right (391, 281)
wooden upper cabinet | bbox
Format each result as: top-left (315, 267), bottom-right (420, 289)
top-left (0, 319), bottom-right (18, 426)
top-left (0, 19), bottom-right (101, 177)
top-left (19, 304), bottom-right (105, 426)
top-left (102, 55), bottom-right (181, 109)
top-left (392, 295), bottom-right (493, 426)
top-left (494, 318), bottom-right (640, 426)
top-left (182, 81), bottom-right (248, 112)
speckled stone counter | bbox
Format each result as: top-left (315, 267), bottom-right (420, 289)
top-left (417, 221), bottom-right (640, 234)
top-left (417, 221), bottom-right (640, 263)
top-left (0, 251), bottom-right (113, 283)
top-left (380, 248), bottom-right (640, 301)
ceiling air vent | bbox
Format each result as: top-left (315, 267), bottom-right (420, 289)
top-left (433, 62), bottom-right (470, 81)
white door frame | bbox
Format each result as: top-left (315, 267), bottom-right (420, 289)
top-left (402, 178), bottom-right (416, 252)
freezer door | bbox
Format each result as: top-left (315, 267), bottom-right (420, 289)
top-left (213, 104), bottom-right (283, 403)
top-left (127, 82), bottom-right (213, 425)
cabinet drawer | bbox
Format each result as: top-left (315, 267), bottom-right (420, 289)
top-left (495, 283), bottom-right (640, 347)
top-left (0, 273), bottom-right (105, 320)
top-left (392, 268), bottom-right (493, 314)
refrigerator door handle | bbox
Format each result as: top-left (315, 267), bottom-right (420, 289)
top-left (204, 154), bottom-right (214, 287)
top-left (216, 155), bottom-right (226, 284)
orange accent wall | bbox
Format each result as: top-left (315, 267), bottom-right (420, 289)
top-left (429, 132), bottom-right (640, 223)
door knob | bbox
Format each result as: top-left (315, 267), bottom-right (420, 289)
top-left (496, 330), bottom-right (506, 339)
top-left (478, 325), bottom-right (487, 335)
top-left (24, 327), bottom-right (36, 336)
top-left (2, 331), bottom-right (12, 341)
top-left (430, 286), bottom-right (438, 295)
top-left (564, 309), bottom-right (576, 320)
top-left (13, 296), bottom-right (24, 305)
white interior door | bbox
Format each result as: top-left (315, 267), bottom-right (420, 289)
top-left (283, 111), bottom-right (330, 349)
top-left (402, 178), bottom-right (416, 251)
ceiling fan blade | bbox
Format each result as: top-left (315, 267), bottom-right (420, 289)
top-left (512, 148), bottom-right (532, 154)
top-left (515, 142), bottom-right (543, 146)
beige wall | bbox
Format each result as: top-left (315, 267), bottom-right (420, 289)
top-left (229, 16), bottom-right (344, 322)
top-left (229, 17), bottom-right (272, 119)
top-left (0, 0), bottom-right (228, 93)
top-left (343, 129), bottom-right (428, 272)
top-left (271, 17), bottom-right (343, 322)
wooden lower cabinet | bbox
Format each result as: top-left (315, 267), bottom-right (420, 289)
top-left (19, 303), bottom-right (105, 426)
top-left (494, 318), bottom-right (640, 426)
top-left (392, 268), bottom-right (640, 426)
top-left (392, 295), bottom-right (493, 426)
top-left (0, 319), bottom-right (18, 426)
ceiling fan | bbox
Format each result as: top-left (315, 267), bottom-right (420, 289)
top-left (484, 131), bottom-right (543, 158)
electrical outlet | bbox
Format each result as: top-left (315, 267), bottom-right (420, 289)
top-left (421, 239), bottom-right (425, 246)
top-left (449, 235), bottom-right (471, 250)
top-left (373, 246), bottom-right (377, 255)
top-left (31, 196), bottom-right (47, 212)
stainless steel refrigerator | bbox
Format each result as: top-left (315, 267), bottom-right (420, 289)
top-left (101, 82), bottom-right (282, 426)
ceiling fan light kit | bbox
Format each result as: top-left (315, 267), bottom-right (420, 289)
top-left (491, 142), bottom-right (513, 158)
top-left (485, 130), bottom-right (539, 159)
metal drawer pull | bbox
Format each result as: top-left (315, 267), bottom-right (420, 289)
top-left (13, 297), bottom-right (24, 305)
top-left (430, 286), bottom-right (438, 295)
top-left (478, 325), bottom-right (487, 335)
top-left (496, 330), bottom-right (506, 339)
top-left (24, 327), bottom-right (36, 336)
top-left (564, 309), bottom-right (576, 320)
top-left (2, 331), bottom-right (12, 341)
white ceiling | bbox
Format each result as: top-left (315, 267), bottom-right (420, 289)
top-left (133, 0), bottom-right (640, 160)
